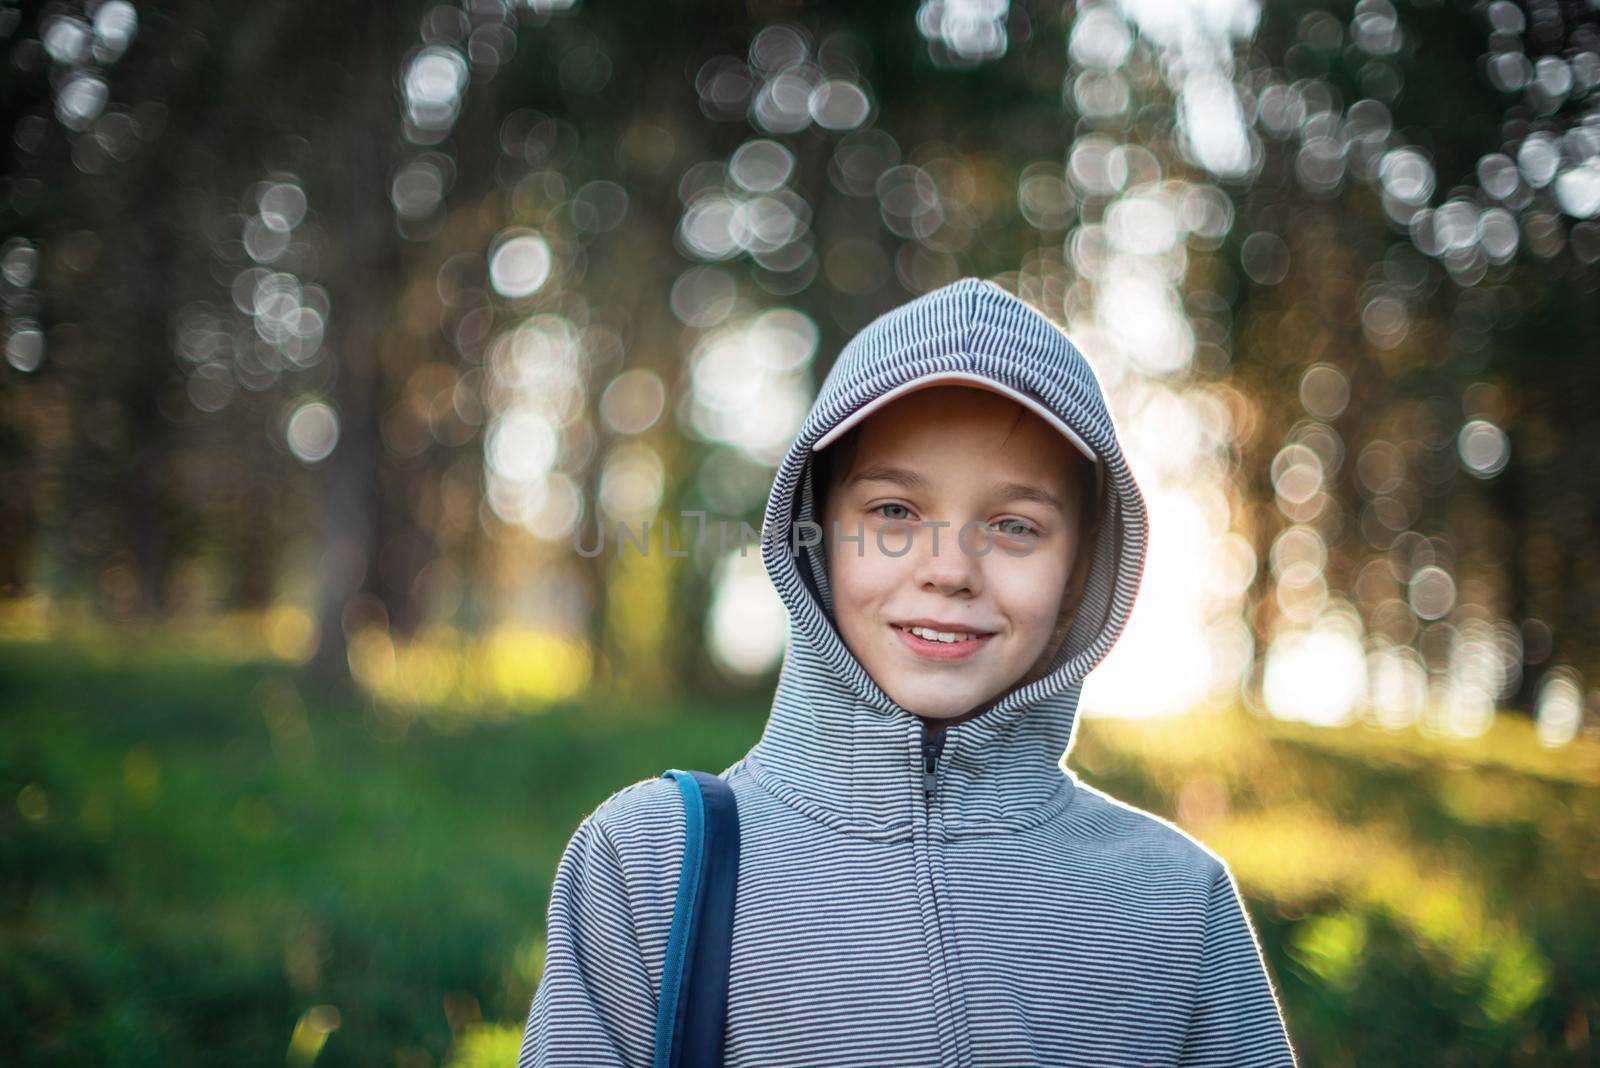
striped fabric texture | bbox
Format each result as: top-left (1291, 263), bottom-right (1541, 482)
top-left (520, 277), bottom-right (1298, 1067)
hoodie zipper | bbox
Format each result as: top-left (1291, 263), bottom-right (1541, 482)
top-left (917, 720), bottom-right (965, 1066)
top-left (921, 722), bottom-right (947, 802)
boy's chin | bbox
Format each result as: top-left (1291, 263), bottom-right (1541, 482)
top-left (887, 682), bottom-right (1008, 722)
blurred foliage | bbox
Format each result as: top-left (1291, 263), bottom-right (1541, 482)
top-left (4, 636), bottom-right (1599, 1064)
top-left (0, 0), bottom-right (1597, 728)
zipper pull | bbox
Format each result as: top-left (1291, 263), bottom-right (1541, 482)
top-left (921, 724), bottom-right (946, 801)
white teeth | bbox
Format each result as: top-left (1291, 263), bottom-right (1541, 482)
top-left (908, 625), bottom-right (979, 643)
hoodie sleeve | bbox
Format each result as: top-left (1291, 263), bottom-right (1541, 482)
top-left (1179, 864), bottom-right (1298, 1067)
top-left (518, 814), bottom-right (657, 1068)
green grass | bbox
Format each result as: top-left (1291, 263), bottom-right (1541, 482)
top-left (1073, 710), bottom-right (1600, 1066)
top-left (1, 639), bottom-right (760, 1066)
top-left (3, 637), bottom-right (1598, 1066)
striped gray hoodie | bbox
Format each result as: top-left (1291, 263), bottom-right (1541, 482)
top-left (521, 278), bottom-right (1298, 1067)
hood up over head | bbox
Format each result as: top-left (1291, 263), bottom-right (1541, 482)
top-left (743, 277), bottom-right (1150, 839)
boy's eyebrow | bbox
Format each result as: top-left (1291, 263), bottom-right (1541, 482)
top-left (847, 463), bottom-right (1067, 514)
top-left (992, 481), bottom-right (1067, 515)
top-left (846, 463), bottom-right (930, 492)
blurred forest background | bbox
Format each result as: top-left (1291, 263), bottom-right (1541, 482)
top-left (3, 0), bottom-right (1600, 1065)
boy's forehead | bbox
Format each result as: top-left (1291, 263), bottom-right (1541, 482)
top-left (847, 389), bottom-right (1082, 483)
top-left (855, 385), bottom-right (1057, 447)
top-left (811, 371), bottom-right (1098, 467)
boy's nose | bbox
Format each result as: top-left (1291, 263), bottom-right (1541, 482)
top-left (909, 522), bottom-right (984, 597)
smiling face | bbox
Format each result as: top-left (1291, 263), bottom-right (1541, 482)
top-left (817, 385), bottom-right (1097, 729)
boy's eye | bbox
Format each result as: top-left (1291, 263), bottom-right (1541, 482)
top-left (872, 503), bottom-right (914, 521)
top-left (992, 517), bottom-right (1039, 539)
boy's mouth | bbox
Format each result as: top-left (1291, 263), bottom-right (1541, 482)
top-left (890, 622), bottom-right (995, 662)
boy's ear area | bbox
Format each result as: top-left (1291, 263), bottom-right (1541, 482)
top-left (1016, 458), bottom-right (1103, 688)
top-left (812, 426), bottom-right (861, 525)
top-left (1063, 456), bottom-right (1103, 606)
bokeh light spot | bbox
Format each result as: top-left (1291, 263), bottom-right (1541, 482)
top-left (286, 401), bottom-right (340, 464)
top-left (488, 231), bottom-right (552, 299)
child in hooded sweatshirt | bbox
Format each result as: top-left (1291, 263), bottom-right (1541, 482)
top-left (520, 277), bottom-right (1298, 1067)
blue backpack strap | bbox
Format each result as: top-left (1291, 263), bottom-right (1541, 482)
top-left (654, 769), bottom-right (740, 1068)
